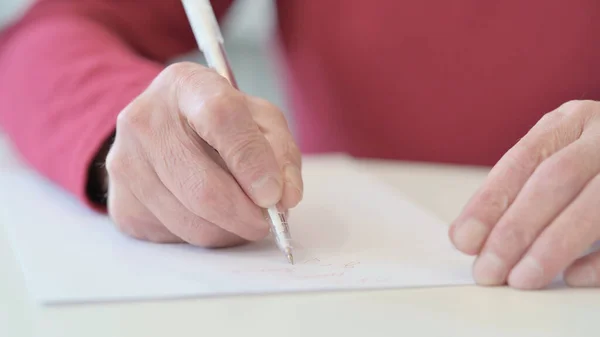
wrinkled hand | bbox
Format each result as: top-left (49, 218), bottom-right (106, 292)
top-left (105, 62), bottom-right (303, 247)
top-left (450, 100), bottom-right (600, 289)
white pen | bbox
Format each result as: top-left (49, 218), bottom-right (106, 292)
top-left (181, 0), bottom-right (294, 264)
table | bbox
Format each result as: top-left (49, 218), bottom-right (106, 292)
top-left (1, 136), bottom-right (599, 337)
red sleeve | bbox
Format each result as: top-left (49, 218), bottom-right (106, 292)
top-left (0, 0), bottom-right (233, 210)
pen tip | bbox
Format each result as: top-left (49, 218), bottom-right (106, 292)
top-left (287, 253), bottom-right (294, 265)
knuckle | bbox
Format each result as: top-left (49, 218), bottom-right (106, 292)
top-left (536, 111), bottom-right (556, 126)
top-left (252, 96), bottom-right (277, 110)
top-left (157, 62), bottom-right (221, 108)
top-left (575, 100), bottom-right (600, 122)
top-left (116, 104), bottom-right (151, 135)
top-left (105, 150), bottom-right (129, 179)
top-left (189, 91), bottom-right (248, 140)
top-left (538, 100), bottom-right (593, 131)
top-left (203, 92), bottom-right (244, 126)
top-left (500, 146), bottom-right (536, 178)
top-left (537, 109), bottom-right (567, 132)
top-left (110, 204), bottom-right (173, 243)
top-left (183, 172), bottom-right (213, 208)
top-left (532, 155), bottom-right (578, 194)
top-left (189, 232), bottom-right (223, 248)
top-left (228, 135), bottom-right (271, 175)
top-left (558, 99), bottom-right (589, 116)
top-left (476, 187), bottom-right (509, 218)
top-left (184, 219), bottom-right (242, 248)
top-left (533, 143), bottom-right (552, 163)
top-left (490, 225), bottom-right (533, 257)
top-left (263, 131), bottom-right (301, 168)
top-left (509, 133), bottom-right (555, 168)
top-left (560, 99), bottom-right (590, 112)
top-left (576, 100), bottom-right (597, 111)
top-left (202, 91), bottom-right (231, 119)
top-left (253, 97), bottom-right (288, 121)
top-left (558, 99), bottom-right (598, 122)
top-left (558, 99), bottom-right (581, 112)
top-left (180, 172), bottom-right (237, 222)
top-left (160, 62), bottom-right (202, 84)
top-left (516, 129), bottom-right (577, 171)
top-left (110, 211), bottom-right (148, 241)
top-left (143, 231), bottom-right (177, 244)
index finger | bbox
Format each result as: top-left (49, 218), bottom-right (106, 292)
top-left (175, 65), bottom-right (284, 209)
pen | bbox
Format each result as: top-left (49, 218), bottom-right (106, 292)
top-left (181, 0), bottom-right (294, 264)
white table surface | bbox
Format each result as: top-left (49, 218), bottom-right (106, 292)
top-left (1, 135), bottom-right (599, 337)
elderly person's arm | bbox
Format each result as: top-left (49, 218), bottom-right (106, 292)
top-left (0, 0), bottom-right (231, 208)
top-left (0, 0), bottom-right (303, 248)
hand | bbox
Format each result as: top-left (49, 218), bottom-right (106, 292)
top-left (450, 100), bottom-right (600, 289)
top-left (104, 62), bottom-right (303, 247)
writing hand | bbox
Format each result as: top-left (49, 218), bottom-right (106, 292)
top-left (105, 62), bottom-right (303, 247)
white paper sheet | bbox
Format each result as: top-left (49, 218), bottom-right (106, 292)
top-left (0, 155), bottom-right (475, 304)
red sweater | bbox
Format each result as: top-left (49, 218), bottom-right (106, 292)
top-left (1, 0), bottom-right (600, 207)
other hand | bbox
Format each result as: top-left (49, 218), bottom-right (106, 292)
top-left (105, 62), bottom-right (303, 247)
top-left (450, 100), bottom-right (600, 289)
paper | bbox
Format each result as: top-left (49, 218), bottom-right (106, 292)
top-left (0, 154), bottom-right (475, 304)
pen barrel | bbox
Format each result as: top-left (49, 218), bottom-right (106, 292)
top-left (274, 230), bottom-right (293, 255)
top-left (181, 0), bottom-right (238, 88)
top-left (267, 208), bottom-right (293, 251)
top-left (182, 0), bottom-right (293, 261)
top-left (208, 43), bottom-right (239, 89)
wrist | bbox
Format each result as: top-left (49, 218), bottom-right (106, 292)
top-left (86, 131), bottom-right (115, 207)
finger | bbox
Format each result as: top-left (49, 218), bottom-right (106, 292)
top-left (141, 174), bottom-right (247, 248)
top-left (106, 148), bottom-right (246, 248)
top-left (564, 248), bottom-right (600, 287)
top-left (473, 131), bottom-right (600, 286)
top-left (450, 100), bottom-right (587, 255)
top-left (107, 181), bottom-right (183, 244)
top-left (248, 96), bottom-right (303, 210)
top-left (147, 124), bottom-right (270, 241)
top-left (506, 173), bottom-right (600, 289)
top-left (174, 65), bottom-right (284, 208)
top-left (105, 136), bottom-right (183, 243)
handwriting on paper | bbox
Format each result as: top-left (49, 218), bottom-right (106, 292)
top-left (229, 259), bottom-right (364, 284)
top-left (227, 259), bottom-right (399, 287)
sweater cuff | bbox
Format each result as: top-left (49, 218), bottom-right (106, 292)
top-left (66, 69), bottom-right (161, 213)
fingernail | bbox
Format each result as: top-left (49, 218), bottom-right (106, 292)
top-left (566, 265), bottom-right (597, 287)
top-left (473, 252), bottom-right (507, 285)
top-left (453, 218), bottom-right (489, 253)
top-left (251, 175), bottom-right (282, 207)
top-left (509, 256), bottom-right (544, 289)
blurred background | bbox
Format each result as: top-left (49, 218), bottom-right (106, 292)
top-left (216, 0), bottom-right (291, 122)
top-left (0, 0), bottom-right (294, 132)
